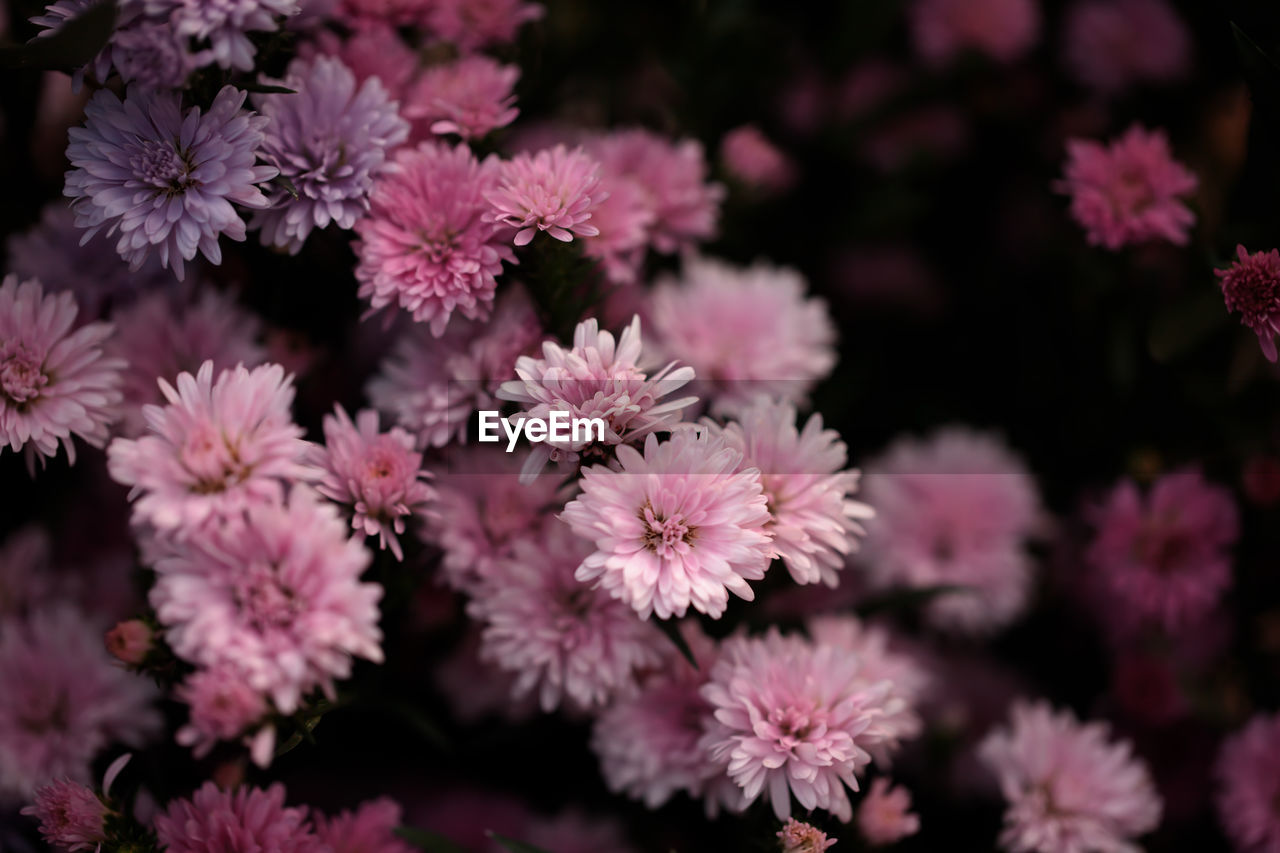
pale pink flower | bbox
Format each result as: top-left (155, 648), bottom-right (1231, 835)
top-left (1214, 712), bottom-right (1280, 853)
top-left (910, 0), bottom-right (1041, 66)
top-left (858, 778), bottom-right (920, 845)
top-left (1055, 125), bottom-right (1198, 250)
top-left (107, 361), bottom-right (316, 535)
top-left (778, 818), bottom-right (838, 852)
top-left (1062, 0), bottom-right (1190, 95)
top-left (699, 628), bottom-right (898, 822)
top-left (20, 778), bottom-right (107, 852)
top-left (1217, 245), bottom-right (1280, 362)
top-left (354, 141), bottom-right (515, 335)
top-left (174, 666), bottom-right (270, 761)
top-left (315, 798), bottom-right (415, 853)
top-left (720, 124), bottom-right (797, 194)
top-left (406, 55), bottom-right (519, 141)
top-left (150, 486), bottom-right (382, 714)
top-left (576, 167), bottom-right (655, 284)
top-left (563, 427), bottom-right (773, 620)
top-left (978, 701), bottom-right (1162, 853)
top-left (0, 276), bottom-right (123, 469)
top-left (651, 257), bottom-right (837, 415)
top-left (311, 406), bottom-right (434, 560)
top-left (860, 427), bottom-right (1042, 634)
top-left (423, 0), bottom-right (544, 51)
top-left (155, 782), bottom-right (324, 853)
top-left (711, 398), bottom-right (873, 586)
top-left (486, 145), bottom-right (605, 246)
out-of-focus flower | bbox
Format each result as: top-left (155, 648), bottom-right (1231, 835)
top-left (858, 778), bottom-right (920, 845)
top-left (1214, 712), bottom-right (1280, 853)
top-left (720, 124), bottom-right (797, 195)
top-left (0, 276), bottom-right (123, 469)
top-left (651, 257), bottom-right (836, 415)
top-left (316, 798), bottom-right (415, 853)
top-left (65, 85), bottom-right (277, 281)
top-left (1110, 651), bottom-right (1187, 726)
top-left (573, 141), bottom-right (655, 284)
top-left (0, 526), bottom-right (53, 616)
top-left (354, 141), bottom-right (514, 335)
top-left (32, 1), bottom-right (195, 90)
top-left (1217, 245), bottom-right (1280, 362)
top-left (252, 55), bottom-right (409, 254)
top-left (335, 0), bottom-right (431, 28)
top-left (423, 0), bottom-right (544, 51)
top-left (174, 666), bottom-right (271, 763)
top-left (160, 0), bottom-right (301, 72)
top-left (486, 145), bottom-right (605, 246)
top-left (20, 778), bottom-right (107, 852)
top-left (104, 619), bottom-right (153, 665)
top-left (406, 55), bottom-right (519, 141)
top-left (519, 809), bottom-right (639, 853)
top-left (155, 782), bottom-right (324, 853)
top-left (1062, 0), bottom-right (1190, 95)
top-left (861, 105), bottom-right (970, 173)
top-left (909, 0), bottom-right (1040, 66)
top-left (1055, 125), bottom-right (1198, 250)
top-left (777, 818), bottom-right (837, 852)
top-left (308, 25), bottom-right (418, 102)
top-left (860, 427), bottom-right (1042, 634)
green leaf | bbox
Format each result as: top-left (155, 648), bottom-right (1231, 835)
top-left (395, 827), bottom-right (468, 853)
top-left (855, 584), bottom-right (966, 617)
top-left (486, 833), bottom-right (555, 853)
top-left (0, 1), bottom-right (117, 71)
top-left (273, 713), bottom-right (324, 758)
top-left (655, 617), bottom-right (698, 670)
top-left (272, 175), bottom-right (300, 201)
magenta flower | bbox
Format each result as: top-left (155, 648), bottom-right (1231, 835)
top-left (315, 798), bottom-right (415, 853)
top-left (64, 85), bottom-right (277, 281)
top-left (423, 0), bottom-right (544, 51)
top-left (910, 0), bottom-right (1041, 66)
top-left (978, 701), bottom-right (1162, 853)
top-left (406, 54), bottom-right (520, 141)
top-left (0, 276), bottom-right (124, 469)
top-left (577, 172), bottom-right (655, 285)
top-left (778, 819), bottom-right (838, 852)
top-left (1062, 0), bottom-right (1190, 95)
top-left (310, 406), bottom-right (434, 560)
top-left (1215, 712), bottom-right (1280, 853)
top-left (858, 778), bottom-right (921, 845)
top-left (1217, 244), bottom-right (1280, 362)
top-left (562, 427), bottom-right (773, 619)
top-left (486, 144), bottom-right (605, 246)
top-left (155, 782), bottom-right (324, 853)
top-left (308, 25), bottom-right (418, 103)
top-left (174, 666), bottom-right (271, 762)
top-left (354, 141), bottom-right (514, 335)
top-left (20, 778), bottom-right (107, 852)
top-left (1055, 125), bottom-right (1198, 250)
top-left (720, 124), bottom-right (797, 194)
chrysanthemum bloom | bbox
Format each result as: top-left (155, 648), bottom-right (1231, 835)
top-left (159, 0), bottom-right (301, 72)
top-left (720, 125), bottom-right (797, 194)
top-left (909, 0), bottom-right (1040, 66)
top-left (307, 25), bottom-right (418, 103)
top-left (107, 288), bottom-right (266, 435)
top-left (498, 314), bottom-right (696, 479)
top-left (150, 486), bottom-right (382, 714)
top-left (335, 0), bottom-right (431, 28)
top-left (174, 666), bottom-right (271, 763)
top-left (252, 55), bottom-right (409, 254)
top-left (1054, 125), bottom-right (1198, 250)
top-left (155, 782), bottom-right (324, 853)
top-left (2, 276), bottom-right (124, 470)
top-left (1214, 712), bottom-right (1280, 852)
top-left (650, 257), bottom-right (836, 414)
top-left (354, 141), bottom-right (514, 335)
top-left (405, 55), bottom-right (519, 141)
top-left (367, 286), bottom-right (541, 448)
top-left (1062, 0), bottom-right (1190, 95)
top-left (1086, 468), bottom-right (1238, 635)
top-left (712, 398), bottom-right (873, 586)
top-left (858, 778), bottom-right (921, 845)
top-left (700, 628), bottom-right (898, 822)
top-left (578, 173), bottom-right (655, 285)
top-left (0, 526), bottom-right (53, 616)
top-left (20, 778), bottom-right (107, 852)
top-left (978, 701), bottom-right (1162, 853)
top-left (1217, 245), bottom-right (1280, 362)
top-left (0, 606), bottom-right (159, 799)
top-left (469, 524), bottom-right (666, 712)
top-left (778, 818), bottom-right (838, 852)
top-left (860, 427), bottom-right (1041, 634)
top-left (32, 0), bottom-right (195, 90)
top-left (315, 798), bottom-right (415, 853)
top-left (423, 0), bottom-right (544, 51)
top-left (486, 145), bottom-right (605, 245)
top-left (64, 85), bottom-right (277, 281)
top-left (310, 406), bottom-right (434, 560)
top-left (107, 360), bottom-right (316, 534)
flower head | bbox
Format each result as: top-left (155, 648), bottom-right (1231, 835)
top-left (20, 778), bottom-right (107, 852)
top-left (1215, 712), bottom-right (1280, 853)
top-left (857, 778), bottom-right (920, 845)
top-left (159, 0), bottom-right (302, 72)
top-left (423, 0), bottom-right (544, 51)
top-left (486, 145), bottom-right (604, 245)
top-left (1217, 244), bottom-right (1280, 362)
top-left (33, 0), bottom-right (195, 90)
top-left (777, 818), bottom-right (837, 853)
top-left (155, 782), bottom-right (324, 853)
top-left (720, 125), bottom-right (797, 194)
top-left (910, 0), bottom-right (1041, 66)
top-left (174, 665), bottom-right (270, 760)
top-left (315, 798), bottom-right (415, 853)
top-left (1062, 0), bottom-right (1190, 95)
top-left (406, 54), bottom-right (519, 141)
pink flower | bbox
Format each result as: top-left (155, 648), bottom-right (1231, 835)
top-left (860, 427), bottom-right (1042, 634)
top-left (699, 628), bottom-right (897, 822)
top-left (423, 0), bottom-right (544, 51)
top-left (576, 169), bottom-right (654, 285)
top-left (311, 406), bottom-right (434, 560)
top-left (910, 0), bottom-right (1040, 66)
top-left (155, 782), bottom-right (324, 853)
top-left (650, 257), bottom-right (836, 415)
top-left (315, 798), bottom-right (415, 853)
top-left (1217, 245), bottom-right (1280, 362)
top-left (0, 606), bottom-right (159, 799)
top-left (1055, 125), bottom-right (1198, 250)
top-left (720, 124), bottom-right (797, 194)
top-left (978, 701), bottom-right (1162, 853)
top-left (406, 55), bottom-right (519, 141)
top-left (0, 276), bottom-right (123, 469)
top-left (469, 523), bottom-right (666, 712)
top-left (497, 315), bottom-right (696, 480)
top-left (1086, 468), bottom-right (1238, 635)
top-left (1062, 0), bottom-right (1190, 95)
top-left (104, 619), bottom-right (153, 665)
top-left (20, 778), bottom-right (107, 852)
top-left (0, 525), bottom-right (53, 616)
top-left (107, 361), bottom-right (316, 535)
top-left (150, 486), bottom-right (382, 714)
top-left (336, 0), bottom-right (431, 28)
top-left (711, 398), bottom-right (873, 586)
top-left (174, 666), bottom-right (271, 762)
top-left (778, 818), bottom-right (838, 852)
top-left (1214, 712), bottom-right (1280, 853)
top-left (308, 25), bottom-right (418, 103)
top-left (562, 427), bottom-right (773, 620)
top-left (486, 145), bottom-right (605, 246)
top-left (354, 141), bottom-right (515, 335)
top-left (858, 778), bottom-right (920, 845)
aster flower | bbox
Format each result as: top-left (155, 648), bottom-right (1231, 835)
top-left (155, 782), bottom-right (324, 853)
top-left (252, 55), bottom-right (409, 254)
top-left (860, 427), bottom-right (1042, 634)
top-left (909, 0), bottom-right (1041, 66)
top-left (0, 276), bottom-right (124, 469)
top-left (1086, 468), bottom-right (1238, 636)
top-left (310, 405), bottom-right (434, 560)
top-left (354, 141), bottom-right (515, 335)
top-left (64, 85), bottom-right (277, 281)
top-left (1217, 245), bottom-right (1280, 362)
top-left (150, 486), bottom-right (382, 714)
top-left (711, 398), bottom-right (873, 586)
top-left (486, 145), bottom-right (605, 245)
top-left (858, 778), bottom-right (920, 846)
top-left (335, 0), bottom-right (432, 28)
top-left (307, 25), bottom-right (418, 102)
top-left (0, 606), bottom-right (159, 799)
top-left (32, 0), bottom-right (195, 90)
top-left (1055, 125), bottom-right (1198, 250)
top-left (1062, 0), bottom-right (1190, 95)
top-left (20, 778), bottom-right (107, 852)
top-left (159, 0), bottom-right (302, 72)
top-left (978, 701), bottom-right (1162, 853)
top-left (107, 360), bottom-right (316, 535)
top-left (778, 818), bottom-right (837, 852)
top-left (720, 124), bottom-right (797, 194)
top-left (174, 666), bottom-right (271, 763)
top-left (315, 798), bottom-right (415, 853)
top-left (650, 257), bottom-right (837, 414)
top-left (406, 55), bottom-right (520, 141)
top-left (1214, 712), bottom-right (1280, 853)
top-left (577, 172), bottom-right (655, 285)
top-left (423, 0), bottom-right (544, 51)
